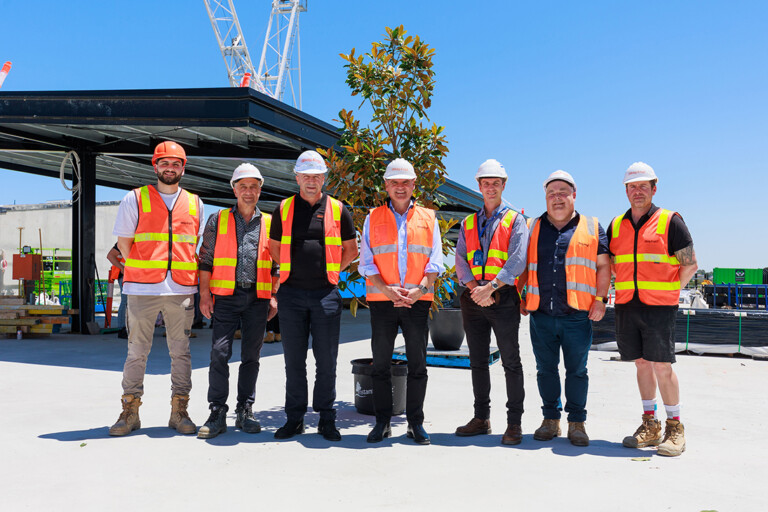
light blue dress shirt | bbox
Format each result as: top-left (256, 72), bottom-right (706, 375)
top-left (359, 200), bottom-right (443, 284)
top-left (455, 204), bottom-right (529, 286)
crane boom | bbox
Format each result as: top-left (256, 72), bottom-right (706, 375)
top-left (203, 0), bottom-right (268, 95)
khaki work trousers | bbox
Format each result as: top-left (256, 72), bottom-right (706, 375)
top-left (122, 294), bottom-right (194, 397)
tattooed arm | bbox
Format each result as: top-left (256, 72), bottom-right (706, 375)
top-left (675, 244), bottom-right (698, 288)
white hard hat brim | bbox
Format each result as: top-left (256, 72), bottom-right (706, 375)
top-left (623, 176), bottom-right (658, 184)
top-left (295, 169), bottom-right (327, 175)
top-left (385, 173), bottom-right (416, 180)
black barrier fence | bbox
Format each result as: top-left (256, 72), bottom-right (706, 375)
top-left (592, 307), bottom-right (768, 351)
top-left (702, 284), bottom-right (768, 309)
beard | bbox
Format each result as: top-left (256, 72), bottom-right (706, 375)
top-left (157, 171), bottom-right (182, 185)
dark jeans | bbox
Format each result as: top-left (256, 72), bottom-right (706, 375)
top-left (369, 300), bottom-right (431, 425)
top-left (276, 284), bottom-right (342, 422)
top-left (529, 310), bottom-right (592, 422)
top-left (207, 286), bottom-right (269, 408)
top-left (460, 287), bottom-right (524, 425)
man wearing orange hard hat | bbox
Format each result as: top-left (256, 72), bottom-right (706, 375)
top-left (109, 141), bottom-right (204, 437)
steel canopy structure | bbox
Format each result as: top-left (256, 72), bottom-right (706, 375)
top-left (0, 87), bottom-right (482, 333)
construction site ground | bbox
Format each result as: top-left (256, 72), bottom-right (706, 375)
top-left (0, 309), bottom-right (764, 511)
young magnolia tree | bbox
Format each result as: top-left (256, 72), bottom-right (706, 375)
top-left (320, 25), bottom-right (458, 315)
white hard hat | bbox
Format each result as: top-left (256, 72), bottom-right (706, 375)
top-left (543, 170), bottom-right (576, 189)
top-left (384, 158), bottom-right (416, 180)
top-left (230, 163), bottom-right (263, 187)
top-left (623, 162), bottom-right (658, 184)
top-left (294, 150), bottom-right (327, 174)
top-left (475, 159), bottom-right (508, 180)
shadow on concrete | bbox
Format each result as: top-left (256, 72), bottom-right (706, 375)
top-left (40, 426), bottom-right (184, 442)
top-left (0, 309), bottom-right (373, 373)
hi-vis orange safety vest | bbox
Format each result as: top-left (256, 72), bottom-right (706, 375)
top-left (525, 214), bottom-right (600, 312)
top-left (279, 195), bottom-right (343, 285)
top-left (610, 208), bottom-right (681, 306)
top-left (123, 185), bottom-right (200, 286)
top-left (366, 204), bottom-right (435, 302)
top-left (463, 209), bottom-right (518, 282)
top-left (209, 210), bottom-right (273, 299)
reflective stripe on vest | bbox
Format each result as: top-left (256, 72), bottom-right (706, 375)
top-left (365, 204), bottom-right (435, 302)
top-left (609, 208), bottom-right (681, 306)
top-left (279, 195), bottom-right (343, 285)
top-left (463, 209), bottom-right (517, 281)
top-left (123, 185), bottom-right (199, 286)
top-left (525, 214), bottom-right (600, 312)
top-left (209, 210), bottom-right (274, 298)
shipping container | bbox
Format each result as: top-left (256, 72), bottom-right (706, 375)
top-left (712, 267), bottom-right (764, 285)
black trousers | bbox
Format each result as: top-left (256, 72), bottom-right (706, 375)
top-left (460, 287), bottom-right (524, 425)
top-left (277, 285), bottom-right (342, 422)
top-left (207, 286), bottom-right (269, 408)
top-left (369, 300), bottom-right (431, 425)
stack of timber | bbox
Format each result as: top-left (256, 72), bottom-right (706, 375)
top-left (0, 296), bottom-right (77, 337)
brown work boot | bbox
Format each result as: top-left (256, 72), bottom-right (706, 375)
top-left (264, 331), bottom-right (275, 343)
top-left (622, 413), bottom-right (662, 448)
top-left (657, 419), bottom-right (686, 457)
top-left (455, 417), bottom-right (491, 437)
top-left (501, 424), bottom-right (523, 445)
top-left (169, 394), bottom-right (197, 435)
top-left (109, 394), bottom-right (141, 436)
top-left (568, 422), bottom-right (590, 446)
top-left (533, 418), bottom-right (561, 441)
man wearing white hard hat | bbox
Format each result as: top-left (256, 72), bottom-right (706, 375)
top-left (196, 163), bottom-right (278, 439)
top-left (454, 159), bottom-right (529, 445)
top-left (609, 162), bottom-right (697, 457)
top-left (268, 150), bottom-right (358, 441)
top-left (517, 170), bottom-right (610, 447)
top-left (359, 158), bottom-right (443, 444)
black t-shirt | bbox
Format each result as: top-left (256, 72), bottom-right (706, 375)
top-left (607, 204), bottom-right (693, 307)
top-left (270, 193), bottom-right (356, 289)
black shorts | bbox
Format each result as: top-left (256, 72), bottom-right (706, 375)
top-left (614, 305), bottom-right (678, 363)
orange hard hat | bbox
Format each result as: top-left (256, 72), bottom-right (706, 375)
top-left (152, 141), bottom-right (187, 165)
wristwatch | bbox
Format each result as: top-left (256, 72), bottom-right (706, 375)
top-left (594, 296), bottom-right (605, 303)
top-left (417, 284), bottom-right (429, 294)
top-left (490, 280), bottom-right (500, 290)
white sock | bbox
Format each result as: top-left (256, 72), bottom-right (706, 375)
top-left (642, 399), bottom-right (657, 416)
top-left (664, 403), bottom-right (680, 420)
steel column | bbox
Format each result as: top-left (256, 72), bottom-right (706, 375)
top-left (71, 151), bottom-right (96, 333)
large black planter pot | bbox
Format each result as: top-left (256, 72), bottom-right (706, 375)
top-left (429, 307), bottom-right (465, 351)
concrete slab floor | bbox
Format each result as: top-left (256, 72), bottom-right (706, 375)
top-left (0, 309), bottom-right (765, 511)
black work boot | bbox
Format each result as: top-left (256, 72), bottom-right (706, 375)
top-left (274, 419), bottom-right (305, 439)
top-left (235, 403), bottom-right (261, 434)
top-left (197, 404), bottom-right (228, 439)
top-left (317, 418), bottom-right (341, 442)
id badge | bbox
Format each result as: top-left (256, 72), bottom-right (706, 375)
top-left (472, 250), bottom-right (484, 266)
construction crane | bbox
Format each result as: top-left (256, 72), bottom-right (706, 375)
top-left (204, 0), bottom-right (306, 109)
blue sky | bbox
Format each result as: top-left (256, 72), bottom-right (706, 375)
top-left (1, 1), bottom-right (766, 270)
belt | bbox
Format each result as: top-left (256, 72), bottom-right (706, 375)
top-left (236, 282), bottom-right (255, 288)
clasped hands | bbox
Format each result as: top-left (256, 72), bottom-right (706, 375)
top-left (385, 285), bottom-right (423, 307)
top-left (468, 281), bottom-right (496, 308)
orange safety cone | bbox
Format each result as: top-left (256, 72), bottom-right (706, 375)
top-left (240, 72), bottom-right (252, 88)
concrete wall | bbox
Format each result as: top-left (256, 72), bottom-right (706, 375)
top-left (0, 201), bottom-right (120, 296)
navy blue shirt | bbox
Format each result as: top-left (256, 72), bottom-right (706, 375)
top-left (535, 212), bottom-right (609, 316)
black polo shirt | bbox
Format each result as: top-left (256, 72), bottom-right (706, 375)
top-left (607, 204), bottom-right (693, 307)
top-left (270, 193), bottom-right (356, 290)
top-left (536, 212), bottom-right (609, 316)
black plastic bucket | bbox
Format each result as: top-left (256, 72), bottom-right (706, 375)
top-left (350, 358), bottom-right (408, 416)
